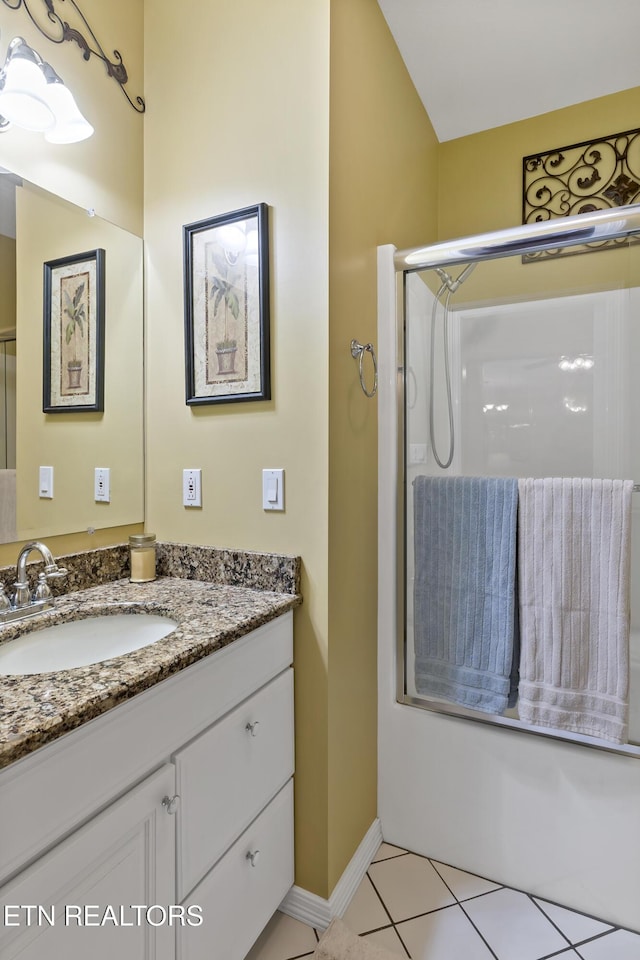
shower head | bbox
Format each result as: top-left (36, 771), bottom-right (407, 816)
top-left (435, 262), bottom-right (477, 293)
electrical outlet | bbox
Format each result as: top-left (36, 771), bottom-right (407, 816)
top-left (94, 467), bottom-right (110, 502)
top-left (183, 469), bottom-right (202, 507)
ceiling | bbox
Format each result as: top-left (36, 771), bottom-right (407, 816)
top-left (377, 0), bottom-right (640, 142)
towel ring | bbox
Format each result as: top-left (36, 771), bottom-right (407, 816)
top-left (350, 339), bottom-right (378, 398)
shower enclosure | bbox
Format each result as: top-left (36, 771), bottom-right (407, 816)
top-left (377, 205), bottom-right (640, 931)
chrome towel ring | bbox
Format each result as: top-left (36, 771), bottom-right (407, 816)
top-left (350, 339), bottom-right (378, 398)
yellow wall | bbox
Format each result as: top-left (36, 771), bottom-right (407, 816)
top-left (143, 0), bottom-right (332, 896)
top-left (439, 87), bottom-right (640, 240)
top-left (15, 184), bottom-right (143, 540)
top-left (327, 0), bottom-right (438, 890)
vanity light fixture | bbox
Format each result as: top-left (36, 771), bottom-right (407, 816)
top-left (0, 37), bottom-right (93, 143)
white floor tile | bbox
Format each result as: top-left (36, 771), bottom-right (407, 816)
top-left (372, 842), bottom-right (408, 863)
top-left (368, 853), bottom-right (456, 922)
top-left (396, 905), bottom-right (495, 960)
top-left (244, 911), bottom-right (318, 960)
top-left (533, 898), bottom-right (613, 944)
top-left (342, 874), bottom-right (390, 933)
top-left (577, 929), bottom-right (640, 959)
top-left (362, 925), bottom-right (407, 956)
top-left (430, 860), bottom-right (501, 901)
top-left (463, 888), bottom-right (569, 960)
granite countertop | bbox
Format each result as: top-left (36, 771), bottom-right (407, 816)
top-left (0, 548), bottom-right (301, 770)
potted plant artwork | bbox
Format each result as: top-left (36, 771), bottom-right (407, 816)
top-left (63, 279), bottom-right (86, 389)
top-left (209, 250), bottom-right (242, 375)
top-left (183, 203), bottom-right (270, 406)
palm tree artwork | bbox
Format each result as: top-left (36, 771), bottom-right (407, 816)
top-left (208, 246), bottom-right (244, 377)
top-left (62, 277), bottom-right (87, 390)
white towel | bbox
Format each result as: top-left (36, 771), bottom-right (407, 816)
top-left (0, 469), bottom-right (16, 543)
top-left (518, 478), bottom-right (632, 743)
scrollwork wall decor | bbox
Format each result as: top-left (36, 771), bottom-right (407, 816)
top-left (522, 127), bottom-right (640, 261)
top-left (0, 0), bottom-right (145, 112)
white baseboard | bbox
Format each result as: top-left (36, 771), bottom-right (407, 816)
top-left (280, 818), bottom-right (383, 930)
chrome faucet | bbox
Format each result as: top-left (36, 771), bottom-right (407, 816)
top-left (0, 541), bottom-right (68, 623)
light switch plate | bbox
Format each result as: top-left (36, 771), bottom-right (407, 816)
top-left (39, 466), bottom-right (54, 499)
top-left (262, 469), bottom-right (284, 511)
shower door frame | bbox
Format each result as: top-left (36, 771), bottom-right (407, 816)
top-left (389, 203), bottom-right (640, 760)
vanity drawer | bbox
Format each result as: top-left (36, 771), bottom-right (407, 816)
top-left (178, 779), bottom-right (293, 960)
top-left (175, 668), bottom-right (294, 900)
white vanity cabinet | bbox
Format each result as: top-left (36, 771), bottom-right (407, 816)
top-left (0, 610), bottom-right (294, 960)
top-left (0, 764), bottom-right (176, 960)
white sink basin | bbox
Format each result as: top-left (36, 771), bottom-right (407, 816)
top-left (0, 613), bottom-right (178, 675)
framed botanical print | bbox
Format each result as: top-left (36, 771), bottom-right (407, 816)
top-left (43, 248), bottom-right (105, 413)
top-left (183, 203), bottom-right (270, 405)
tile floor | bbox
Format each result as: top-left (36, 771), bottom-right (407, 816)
top-left (245, 843), bottom-right (640, 960)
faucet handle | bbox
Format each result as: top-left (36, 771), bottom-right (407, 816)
top-left (0, 583), bottom-right (11, 611)
top-left (12, 580), bottom-right (31, 608)
top-left (33, 572), bottom-right (53, 602)
top-left (44, 564), bottom-right (68, 580)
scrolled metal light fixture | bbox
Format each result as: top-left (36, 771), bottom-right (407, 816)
top-left (0, 0), bottom-right (145, 113)
top-left (0, 35), bottom-right (93, 142)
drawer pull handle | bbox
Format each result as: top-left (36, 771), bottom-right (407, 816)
top-left (245, 720), bottom-right (260, 737)
top-left (246, 849), bottom-right (261, 867)
top-left (161, 794), bottom-right (180, 815)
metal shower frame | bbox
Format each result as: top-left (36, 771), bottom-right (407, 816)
top-left (393, 202), bottom-right (640, 760)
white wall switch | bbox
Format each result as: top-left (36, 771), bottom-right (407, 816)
top-left (94, 467), bottom-right (110, 502)
top-left (183, 468), bottom-right (202, 507)
top-left (262, 468), bottom-right (284, 511)
top-left (39, 466), bottom-right (54, 499)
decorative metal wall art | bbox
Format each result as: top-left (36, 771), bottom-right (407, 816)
top-left (0, 0), bottom-right (144, 112)
top-left (522, 127), bottom-right (640, 261)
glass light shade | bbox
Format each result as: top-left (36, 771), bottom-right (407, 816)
top-left (44, 82), bottom-right (93, 143)
top-left (0, 57), bottom-right (54, 131)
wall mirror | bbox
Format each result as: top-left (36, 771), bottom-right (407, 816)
top-left (0, 171), bottom-right (143, 545)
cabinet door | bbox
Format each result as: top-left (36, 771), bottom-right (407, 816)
top-left (0, 764), bottom-right (176, 960)
top-left (179, 779), bottom-right (294, 960)
top-left (176, 668), bottom-right (294, 899)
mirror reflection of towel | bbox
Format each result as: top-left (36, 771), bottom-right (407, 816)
top-left (413, 476), bottom-right (519, 715)
top-left (518, 478), bottom-right (632, 744)
top-left (0, 469), bottom-right (16, 543)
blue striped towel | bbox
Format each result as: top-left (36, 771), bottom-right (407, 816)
top-left (413, 476), bottom-right (519, 714)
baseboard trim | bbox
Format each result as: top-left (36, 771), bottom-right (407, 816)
top-left (280, 818), bottom-right (383, 930)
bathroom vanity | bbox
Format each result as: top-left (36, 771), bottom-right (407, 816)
top-left (0, 546), bottom-right (300, 960)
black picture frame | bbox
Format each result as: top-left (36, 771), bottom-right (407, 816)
top-left (43, 248), bottom-right (105, 413)
top-left (183, 203), bottom-right (271, 405)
